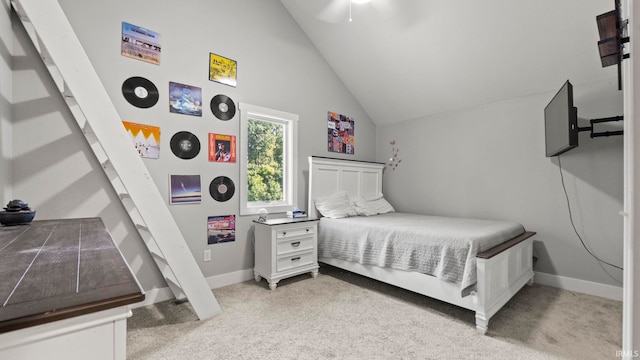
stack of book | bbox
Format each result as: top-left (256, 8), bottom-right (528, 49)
top-left (286, 209), bottom-right (307, 218)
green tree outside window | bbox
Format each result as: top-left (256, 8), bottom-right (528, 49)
top-left (247, 119), bottom-right (284, 202)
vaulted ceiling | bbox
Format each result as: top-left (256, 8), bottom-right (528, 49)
top-left (280, 0), bottom-right (619, 126)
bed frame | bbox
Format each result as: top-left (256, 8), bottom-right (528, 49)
top-left (307, 156), bottom-right (535, 334)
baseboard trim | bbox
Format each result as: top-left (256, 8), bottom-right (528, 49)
top-left (206, 268), bottom-right (255, 289)
top-left (134, 270), bottom-right (623, 307)
top-left (131, 269), bottom-right (255, 308)
top-left (534, 271), bottom-right (623, 301)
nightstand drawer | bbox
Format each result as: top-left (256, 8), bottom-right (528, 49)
top-left (276, 237), bottom-right (313, 255)
top-left (276, 226), bottom-right (314, 239)
top-left (276, 251), bottom-right (315, 272)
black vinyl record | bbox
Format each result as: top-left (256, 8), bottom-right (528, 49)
top-left (210, 94), bottom-right (236, 120)
top-left (122, 76), bottom-right (159, 108)
top-left (209, 176), bottom-right (235, 202)
top-left (170, 131), bottom-right (200, 159)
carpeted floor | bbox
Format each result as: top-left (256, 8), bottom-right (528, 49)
top-left (127, 265), bottom-right (622, 360)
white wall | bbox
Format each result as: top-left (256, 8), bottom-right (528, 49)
top-left (0, 0), bottom-right (11, 202)
top-left (8, 0), bottom-right (376, 294)
top-left (377, 79), bottom-right (624, 289)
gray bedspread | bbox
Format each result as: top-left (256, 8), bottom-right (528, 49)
top-left (318, 212), bottom-right (525, 296)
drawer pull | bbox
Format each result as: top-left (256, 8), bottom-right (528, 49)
top-left (291, 257), bottom-right (301, 261)
top-left (306, 228), bottom-right (309, 232)
top-left (282, 231), bottom-right (286, 236)
top-left (291, 241), bottom-right (301, 247)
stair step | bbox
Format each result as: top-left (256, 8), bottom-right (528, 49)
top-left (165, 278), bottom-right (187, 301)
top-left (149, 249), bottom-right (166, 263)
top-left (135, 223), bottom-right (149, 232)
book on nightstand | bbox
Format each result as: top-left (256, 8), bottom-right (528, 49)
top-left (286, 209), bottom-right (307, 218)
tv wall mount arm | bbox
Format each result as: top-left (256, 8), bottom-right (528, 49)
top-left (597, 0), bottom-right (630, 90)
top-left (577, 115), bottom-right (623, 138)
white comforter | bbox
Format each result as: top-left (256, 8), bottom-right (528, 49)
top-left (318, 212), bottom-right (525, 296)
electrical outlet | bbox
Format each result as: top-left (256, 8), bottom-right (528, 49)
top-left (204, 249), bottom-right (211, 262)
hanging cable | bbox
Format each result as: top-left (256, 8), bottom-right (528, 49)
top-left (558, 155), bottom-right (623, 270)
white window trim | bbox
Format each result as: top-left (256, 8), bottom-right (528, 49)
top-left (239, 103), bottom-right (299, 216)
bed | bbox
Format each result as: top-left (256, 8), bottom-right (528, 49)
top-left (307, 156), bottom-right (535, 334)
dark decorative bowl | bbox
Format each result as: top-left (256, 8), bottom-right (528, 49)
top-left (0, 210), bottom-right (36, 226)
top-left (4, 199), bottom-right (30, 211)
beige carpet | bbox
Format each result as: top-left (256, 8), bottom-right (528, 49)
top-left (127, 265), bottom-right (622, 360)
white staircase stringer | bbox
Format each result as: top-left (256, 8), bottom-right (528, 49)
top-left (12, 0), bottom-right (221, 320)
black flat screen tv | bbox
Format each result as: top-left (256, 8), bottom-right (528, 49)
top-left (545, 80), bottom-right (578, 157)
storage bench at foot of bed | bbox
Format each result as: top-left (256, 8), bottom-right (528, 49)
top-left (474, 231), bottom-right (535, 334)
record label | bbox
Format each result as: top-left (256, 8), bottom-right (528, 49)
top-left (210, 94), bottom-right (236, 120)
top-left (170, 131), bottom-right (200, 159)
top-left (122, 76), bottom-right (159, 108)
top-left (209, 176), bottom-right (235, 202)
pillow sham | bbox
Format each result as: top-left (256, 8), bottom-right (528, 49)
top-left (353, 194), bottom-right (395, 215)
top-left (314, 191), bottom-right (357, 218)
top-left (352, 197), bottom-right (378, 216)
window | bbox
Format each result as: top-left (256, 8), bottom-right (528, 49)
top-left (239, 103), bottom-right (298, 215)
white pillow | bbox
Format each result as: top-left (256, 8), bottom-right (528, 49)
top-left (314, 191), bottom-right (357, 218)
top-left (354, 194), bottom-right (395, 215)
top-left (352, 197), bottom-right (378, 216)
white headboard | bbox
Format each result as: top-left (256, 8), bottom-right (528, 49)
top-left (308, 156), bottom-right (385, 219)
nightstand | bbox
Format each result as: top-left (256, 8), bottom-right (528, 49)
top-left (253, 218), bottom-right (319, 290)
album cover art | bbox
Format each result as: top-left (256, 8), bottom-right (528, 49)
top-left (208, 133), bottom-right (236, 163)
top-left (122, 121), bottom-right (160, 159)
top-left (169, 82), bottom-right (202, 116)
top-left (327, 111), bottom-right (355, 154)
top-left (209, 53), bottom-right (237, 87)
top-left (169, 174), bottom-right (201, 204)
top-left (121, 22), bottom-right (161, 65)
top-left (207, 215), bottom-right (236, 244)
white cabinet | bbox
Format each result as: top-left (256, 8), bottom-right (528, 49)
top-left (0, 307), bottom-right (131, 360)
top-left (253, 218), bottom-right (319, 290)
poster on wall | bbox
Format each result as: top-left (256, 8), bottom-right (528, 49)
top-left (169, 82), bottom-right (202, 116)
top-left (207, 215), bottom-right (236, 244)
top-left (208, 133), bottom-right (236, 163)
top-left (327, 111), bottom-right (355, 155)
top-left (121, 22), bottom-right (161, 65)
top-left (209, 53), bottom-right (237, 87)
top-left (122, 121), bottom-right (160, 159)
top-left (169, 174), bottom-right (201, 204)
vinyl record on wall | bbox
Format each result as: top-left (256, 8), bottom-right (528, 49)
top-left (209, 176), bottom-right (235, 202)
top-left (170, 131), bottom-right (200, 159)
top-left (122, 76), bottom-right (159, 108)
top-left (210, 94), bottom-right (236, 120)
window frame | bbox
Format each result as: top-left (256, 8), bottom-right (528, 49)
top-left (239, 103), bottom-right (298, 216)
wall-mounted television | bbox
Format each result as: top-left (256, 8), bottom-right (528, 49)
top-left (544, 80), bottom-right (578, 157)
